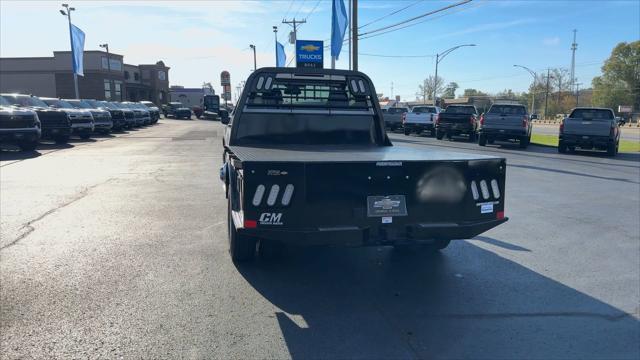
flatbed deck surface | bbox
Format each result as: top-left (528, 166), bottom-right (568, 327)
top-left (228, 145), bottom-right (501, 163)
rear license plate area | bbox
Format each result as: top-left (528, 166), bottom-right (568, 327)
top-left (367, 195), bottom-right (408, 217)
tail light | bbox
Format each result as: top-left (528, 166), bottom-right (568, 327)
top-left (401, 112), bottom-right (407, 124)
top-left (522, 116), bottom-right (528, 128)
top-left (559, 121), bottom-right (564, 134)
top-left (610, 125), bottom-right (615, 137)
top-left (479, 115), bottom-right (484, 126)
top-left (469, 116), bottom-right (475, 125)
top-left (435, 114), bottom-right (440, 125)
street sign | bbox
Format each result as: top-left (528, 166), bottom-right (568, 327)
top-left (619, 105), bottom-right (632, 113)
top-left (220, 71), bottom-right (230, 86)
top-left (295, 40), bottom-right (323, 69)
top-left (223, 84), bottom-right (231, 100)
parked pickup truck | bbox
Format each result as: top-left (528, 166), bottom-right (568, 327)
top-left (436, 105), bottom-right (479, 141)
top-left (220, 67), bottom-right (508, 262)
top-left (478, 103), bottom-right (532, 148)
top-left (382, 107), bottom-right (408, 131)
top-left (0, 96), bottom-right (41, 151)
top-left (559, 107), bottom-right (623, 156)
top-left (403, 105), bottom-right (440, 136)
top-left (1, 94), bottom-right (72, 144)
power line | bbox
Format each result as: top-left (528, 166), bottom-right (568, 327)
top-left (359, 52), bottom-right (434, 58)
top-left (282, 0), bottom-right (295, 20)
top-left (358, 0), bottom-right (426, 29)
top-left (292, 0), bottom-right (307, 20)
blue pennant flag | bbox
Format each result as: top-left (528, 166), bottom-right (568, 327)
top-left (70, 24), bottom-right (85, 76)
top-left (331, 0), bottom-right (348, 60)
top-left (276, 41), bottom-right (286, 67)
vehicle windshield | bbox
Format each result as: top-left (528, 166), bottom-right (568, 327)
top-left (570, 108), bottom-right (613, 120)
top-left (3, 95), bottom-right (50, 108)
top-left (488, 105), bottom-right (526, 115)
top-left (235, 75), bottom-right (378, 146)
top-left (169, 103), bottom-right (184, 108)
top-left (444, 106), bottom-right (476, 114)
top-left (42, 99), bottom-right (75, 109)
top-left (412, 107), bottom-right (436, 114)
top-left (67, 100), bottom-right (94, 109)
top-left (387, 107), bottom-right (408, 114)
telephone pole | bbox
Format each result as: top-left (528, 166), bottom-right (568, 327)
top-left (351, 0), bottom-right (358, 71)
top-left (575, 82), bottom-right (582, 107)
top-left (544, 68), bottom-right (553, 120)
top-left (282, 18), bottom-right (306, 44)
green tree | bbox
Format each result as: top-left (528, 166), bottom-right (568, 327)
top-left (442, 82), bottom-right (459, 99)
top-left (592, 41), bottom-right (639, 113)
top-left (461, 88), bottom-right (487, 97)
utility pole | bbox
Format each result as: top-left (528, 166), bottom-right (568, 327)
top-left (433, 44), bottom-right (476, 106)
top-left (273, 26), bottom-right (278, 66)
top-left (351, 0), bottom-right (358, 71)
top-left (99, 43), bottom-right (112, 100)
top-left (60, 4), bottom-right (78, 99)
top-left (513, 65), bottom-right (537, 115)
top-left (348, 0), bottom-right (352, 70)
top-left (570, 29), bottom-right (577, 87)
top-left (249, 44), bottom-right (257, 71)
top-left (282, 18), bottom-right (305, 43)
top-left (575, 82), bottom-right (582, 107)
top-left (544, 68), bottom-right (553, 120)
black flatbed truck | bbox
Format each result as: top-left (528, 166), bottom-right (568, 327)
top-left (221, 68), bottom-right (508, 261)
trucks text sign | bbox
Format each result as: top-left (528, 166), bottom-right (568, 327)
top-left (296, 40), bottom-right (323, 69)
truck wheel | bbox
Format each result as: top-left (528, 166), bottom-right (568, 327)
top-left (80, 133), bottom-right (91, 140)
top-left (558, 141), bottom-right (567, 153)
top-left (607, 142), bottom-right (617, 157)
top-left (228, 200), bottom-right (256, 262)
top-left (54, 135), bottom-right (69, 144)
top-left (404, 128), bottom-right (410, 136)
top-left (468, 132), bottom-right (477, 142)
top-left (478, 134), bottom-right (487, 146)
top-left (519, 136), bottom-right (530, 149)
top-left (488, 139), bottom-right (495, 145)
top-left (436, 130), bottom-right (444, 140)
top-left (19, 140), bottom-right (38, 151)
top-left (430, 129), bottom-right (436, 137)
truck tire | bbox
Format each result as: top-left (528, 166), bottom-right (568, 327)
top-left (558, 140), bottom-right (567, 153)
top-left (478, 134), bottom-right (487, 146)
top-left (54, 135), bottom-right (69, 144)
top-left (607, 142), bottom-right (617, 157)
top-left (19, 140), bottom-right (38, 151)
top-left (519, 136), bottom-right (530, 149)
top-left (430, 129), bottom-right (436, 137)
top-left (228, 199), bottom-right (256, 262)
top-left (436, 130), bottom-right (444, 140)
top-left (404, 128), bottom-right (410, 136)
top-left (80, 133), bottom-right (91, 140)
top-left (468, 132), bottom-right (477, 142)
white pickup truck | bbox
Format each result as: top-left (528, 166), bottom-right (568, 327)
top-left (402, 105), bottom-right (441, 137)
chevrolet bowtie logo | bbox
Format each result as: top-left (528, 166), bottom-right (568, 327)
top-left (300, 44), bottom-right (320, 52)
top-left (373, 198), bottom-right (400, 210)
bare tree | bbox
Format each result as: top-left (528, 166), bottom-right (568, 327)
top-left (416, 75), bottom-right (445, 103)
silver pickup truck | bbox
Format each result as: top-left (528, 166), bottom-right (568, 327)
top-left (479, 103), bottom-right (532, 148)
top-left (382, 107), bottom-right (408, 131)
top-left (559, 107), bottom-right (624, 156)
top-left (403, 105), bottom-right (440, 137)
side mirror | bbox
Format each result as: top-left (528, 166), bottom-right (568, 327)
top-left (220, 116), bottom-right (230, 125)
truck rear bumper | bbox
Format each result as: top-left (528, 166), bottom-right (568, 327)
top-left (404, 123), bottom-right (434, 132)
top-left (561, 134), bottom-right (612, 149)
top-left (481, 128), bottom-right (527, 140)
top-left (239, 217), bottom-right (508, 246)
top-left (438, 124), bottom-right (474, 134)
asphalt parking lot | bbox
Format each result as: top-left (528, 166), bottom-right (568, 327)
top-left (1, 119), bottom-right (638, 359)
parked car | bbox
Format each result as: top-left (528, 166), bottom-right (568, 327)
top-left (66, 99), bottom-right (113, 134)
top-left (478, 103), bottom-right (532, 148)
top-left (139, 101), bottom-right (160, 123)
top-left (84, 100), bottom-right (126, 131)
top-left (1, 93), bottom-right (72, 144)
top-left (123, 102), bottom-right (151, 126)
top-left (382, 107), bottom-right (409, 131)
top-left (109, 102), bottom-right (136, 129)
top-left (403, 105), bottom-right (440, 136)
top-left (220, 67), bottom-right (508, 262)
top-left (559, 107), bottom-right (623, 156)
top-left (41, 98), bottom-right (94, 139)
top-left (436, 105), bottom-right (479, 141)
top-left (0, 96), bottom-right (41, 150)
top-left (166, 102), bottom-right (192, 119)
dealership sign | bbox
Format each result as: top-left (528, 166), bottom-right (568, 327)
top-left (220, 71), bottom-right (230, 86)
top-left (296, 40), bottom-right (323, 69)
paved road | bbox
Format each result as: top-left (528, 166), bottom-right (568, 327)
top-left (1, 120), bottom-right (639, 359)
top-left (533, 123), bottom-right (640, 142)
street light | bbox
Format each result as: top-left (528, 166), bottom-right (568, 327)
top-left (273, 26), bottom-right (278, 67)
top-left (513, 64), bottom-right (537, 115)
top-left (249, 44), bottom-right (256, 71)
top-left (60, 3), bottom-right (78, 98)
top-left (433, 44), bottom-right (476, 106)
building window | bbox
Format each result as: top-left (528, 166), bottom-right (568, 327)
top-left (104, 80), bottom-right (111, 100)
top-left (158, 70), bottom-right (166, 81)
top-left (114, 81), bottom-right (122, 101)
top-left (134, 72), bottom-right (139, 81)
top-left (101, 57), bottom-right (122, 71)
top-left (124, 71), bottom-right (130, 80)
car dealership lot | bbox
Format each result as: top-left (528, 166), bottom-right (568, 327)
top-left (1, 120), bottom-right (638, 359)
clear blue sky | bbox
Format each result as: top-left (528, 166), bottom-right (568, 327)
top-left (1, 0), bottom-right (638, 101)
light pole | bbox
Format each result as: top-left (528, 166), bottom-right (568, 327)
top-left (99, 43), bottom-right (113, 100)
top-left (433, 44), bottom-right (475, 106)
top-left (249, 44), bottom-right (257, 71)
top-left (513, 64), bottom-right (537, 115)
top-left (60, 3), bottom-right (78, 98)
top-left (273, 26), bottom-right (278, 67)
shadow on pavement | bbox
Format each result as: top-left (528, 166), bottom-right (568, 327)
top-left (0, 148), bottom-right (41, 161)
top-left (236, 241), bottom-right (638, 359)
